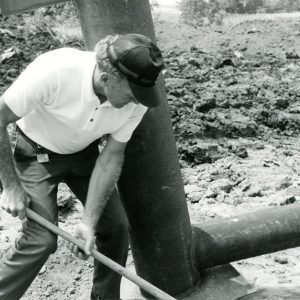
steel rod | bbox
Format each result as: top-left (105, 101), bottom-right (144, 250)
top-left (26, 208), bottom-right (176, 300)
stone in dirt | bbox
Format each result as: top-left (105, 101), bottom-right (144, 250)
top-left (280, 195), bottom-right (296, 206)
top-left (275, 176), bottom-right (293, 191)
top-left (274, 256), bottom-right (289, 264)
top-left (285, 50), bottom-right (300, 59)
top-left (246, 185), bottom-right (263, 197)
top-left (210, 178), bottom-right (234, 194)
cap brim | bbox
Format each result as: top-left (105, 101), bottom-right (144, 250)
top-left (128, 81), bottom-right (161, 108)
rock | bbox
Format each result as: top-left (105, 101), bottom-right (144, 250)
top-left (280, 195), bottom-right (296, 206)
top-left (214, 58), bottom-right (237, 69)
top-left (69, 288), bottom-right (76, 295)
top-left (282, 149), bottom-right (293, 156)
top-left (189, 191), bottom-right (203, 203)
top-left (38, 264), bottom-right (47, 275)
top-left (275, 176), bottom-right (293, 191)
top-left (247, 27), bottom-right (259, 34)
top-left (165, 78), bottom-right (188, 90)
top-left (285, 50), bottom-right (300, 59)
top-left (216, 192), bottom-right (226, 202)
top-left (207, 199), bottom-right (216, 204)
top-left (246, 186), bottom-right (263, 197)
top-left (184, 184), bottom-right (202, 195)
top-left (75, 274), bottom-right (81, 281)
top-left (57, 192), bottom-right (74, 212)
top-left (206, 211), bottom-right (216, 218)
top-left (254, 142), bottom-right (264, 150)
top-left (232, 146), bottom-right (248, 158)
top-left (240, 181), bottom-right (251, 192)
top-left (179, 141), bottom-right (227, 164)
top-left (274, 256), bottom-right (288, 264)
top-left (194, 95), bottom-right (216, 113)
top-left (275, 98), bottom-right (289, 109)
top-left (210, 178), bottom-right (234, 194)
top-left (205, 189), bottom-right (218, 198)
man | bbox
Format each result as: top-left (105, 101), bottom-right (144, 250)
top-left (0, 33), bottom-right (164, 300)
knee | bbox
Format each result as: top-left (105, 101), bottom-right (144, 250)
top-left (17, 221), bottom-right (58, 254)
top-left (37, 230), bottom-right (58, 254)
top-left (114, 220), bottom-right (129, 240)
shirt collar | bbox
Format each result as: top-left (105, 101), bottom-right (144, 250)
top-left (83, 53), bottom-right (102, 103)
top-left (98, 100), bottom-right (112, 108)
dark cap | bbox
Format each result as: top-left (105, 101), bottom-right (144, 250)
top-left (106, 34), bottom-right (164, 108)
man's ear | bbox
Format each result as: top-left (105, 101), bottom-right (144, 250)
top-left (99, 72), bottom-right (109, 87)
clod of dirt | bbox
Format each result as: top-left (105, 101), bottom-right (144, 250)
top-left (275, 176), bottom-right (293, 191)
top-left (189, 192), bottom-right (203, 203)
top-left (285, 50), bottom-right (300, 59)
top-left (209, 178), bottom-right (234, 194)
top-left (231, 145), bottom-right (249, 158)
top-left (280, 195), bottom-right (297, 206)
top-left (38, 264), bottom-right (47, 275)
top-left (246, 186), bottom-right (263, 197)
top-left (274, 256), bottom-right (289, 264)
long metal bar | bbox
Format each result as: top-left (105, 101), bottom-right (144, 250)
top-left (193, 205), bottom-right (300, 269)
top-left (26, 208), bottom-right (177, 300)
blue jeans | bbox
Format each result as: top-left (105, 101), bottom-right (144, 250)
top-left (0, 127), bottom-right (129, 300)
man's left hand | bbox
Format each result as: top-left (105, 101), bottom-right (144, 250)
top-left (68, 222), bottom-right (96, 260)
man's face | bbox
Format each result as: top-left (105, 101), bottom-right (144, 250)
top-left (105, 75), bottom-right (139, 109)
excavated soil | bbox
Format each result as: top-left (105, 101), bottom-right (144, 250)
top-left (1, 6), bottom-right (300, 300)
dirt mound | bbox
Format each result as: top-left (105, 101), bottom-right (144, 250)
top-left (154, 15), bottom-right (300, 165)
top-left (0, 13), bottom-right (84, 95)
top-left (163, 46), bottom-right (300, 164)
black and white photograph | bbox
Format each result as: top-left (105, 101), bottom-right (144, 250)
top-left (0, 0), bottom-right (300, 299)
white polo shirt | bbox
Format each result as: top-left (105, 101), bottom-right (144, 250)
top-left (3, 48), bottom-right (148, 154)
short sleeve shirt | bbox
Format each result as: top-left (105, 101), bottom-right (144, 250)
top-left (3, 48), bottom-right (147, 154)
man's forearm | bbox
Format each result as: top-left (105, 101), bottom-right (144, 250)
top-left (82, 154), bottom-right (124, 230)
top-left (0, 126), bottom-right (20, 190)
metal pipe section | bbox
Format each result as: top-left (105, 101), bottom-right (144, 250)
top-left (193, 205), bottom-right (300, 269)
top-left (74, 0), bottom-right (201, 297)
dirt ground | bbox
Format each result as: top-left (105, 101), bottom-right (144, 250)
top-left (1, 4), bottom-right (300, 300)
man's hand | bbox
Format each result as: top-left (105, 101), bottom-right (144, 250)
top-left (0, 185), bottom-right (30, 220)
top-left (68, 222), bottom-right (96, 260)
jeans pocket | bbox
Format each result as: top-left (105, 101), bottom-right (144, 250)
top-left (13, 128), bottom-right (38, 162)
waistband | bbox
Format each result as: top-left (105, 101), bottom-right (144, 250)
top-left (15, 125), bottom-right (100, 158)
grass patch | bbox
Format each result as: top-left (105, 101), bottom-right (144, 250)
top-left (224, 11), bottom-right (300, 26)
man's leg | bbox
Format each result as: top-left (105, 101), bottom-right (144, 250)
top-left (66, 155), bottom-right (129, 300)
top-left (92, 189), bottom-right (129, 300)
top-left (0, 129), bottom-right (65, 300)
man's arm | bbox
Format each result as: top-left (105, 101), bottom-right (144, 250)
top-left (73, 135), bottom-right (127, 256)
top-left (0, 97), bottom-right (30, 219)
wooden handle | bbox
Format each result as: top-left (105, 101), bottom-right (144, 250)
top-left (25, 208), bottom-right (176, 300)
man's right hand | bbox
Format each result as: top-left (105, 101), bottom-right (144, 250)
top-left (0, 185), bottom-right (30, 220)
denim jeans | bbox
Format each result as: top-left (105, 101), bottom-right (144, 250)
top-left (0, 127), bottom-right (129, 300)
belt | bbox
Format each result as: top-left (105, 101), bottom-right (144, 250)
top-left (15, 126), bottom-right (100, 163)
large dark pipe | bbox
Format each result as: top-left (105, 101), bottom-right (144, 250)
top-left (74, 0), bottom-right (201, 297)
top-left (193, 205), bottom-right (300, 269)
